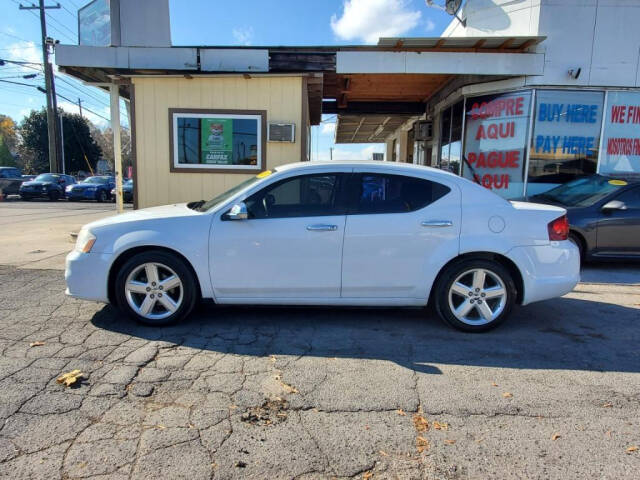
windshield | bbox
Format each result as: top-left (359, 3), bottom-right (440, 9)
top-left (532, 176), bottom-right (625, 207)
top-left (83, 177), bottom-right (109, 184)
top-left (35, 174), bottom-right (60, 182)
top-left (194, 174), bottom-right (268, 212)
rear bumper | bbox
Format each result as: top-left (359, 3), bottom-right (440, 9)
top-left (65, 250), bottom-right (111, 303)
top-left (507, 241), bottom-right (581, 306)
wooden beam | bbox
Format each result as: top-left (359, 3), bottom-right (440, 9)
top-left (350, 117), bottom-right (366, 142)
top-left (434, 39), bottom-right (446, 49)
top-left (338, 93), bottom-right (348, 108)
top-left (518, 39), bottom-right (537, 51)
top-left (394, 39), bottom-right (404, 48)
top-left (498, 38), bottom-right (515, 50)
top-left (369, 116), bottom-right (391, 141)
top-left (472, 39), bottom-right (486, 50)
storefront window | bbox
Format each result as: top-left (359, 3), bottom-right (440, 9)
top-left (462, 90), bottom-right (532, 198)
top-left (438, 101), bottom-right (463, 174)
top-left (170, 109), bottom-right (265, 172)
top-left (599, 91), bottom-right (640, 175)
top-left (528, 90), bottom-right (603, 195)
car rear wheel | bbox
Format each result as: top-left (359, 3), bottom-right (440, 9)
top-left (97, 190), bottom-right (107, 202)
top-left (114, 251), bottom-right (197, 326)
top-left (434, 259), bottom-right (517, 332)
top-left (48, 190), bottom-right (60, 201)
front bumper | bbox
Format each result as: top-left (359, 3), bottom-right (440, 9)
top-left (67, 189), bottom-right (97, 200)
top-left (65, 250), bottom-right (111, 303)
top-left (508, 241), bottom-right (581, 305)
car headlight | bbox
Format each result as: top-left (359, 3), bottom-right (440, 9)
top-left (42, 185), bottom-right (48, 190)
top-left (75, 228), bottom-right (96, 253)
top-left (65, 185), bottom-right (73, 192)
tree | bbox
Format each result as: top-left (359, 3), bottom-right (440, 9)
top-left (91, 125), bottom-right (132, 172)
top-left (19, 108), bottom-right (102, 174)
top-left (0, 136), bottom-right (14, 166)
top-left (0, 114), bottom-right (18, 153)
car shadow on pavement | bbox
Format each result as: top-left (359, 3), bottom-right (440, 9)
top-left (91, 295), bottom-right (640, 375)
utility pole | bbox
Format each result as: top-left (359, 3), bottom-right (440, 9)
top-left (19, 1), bottom-right (61, 172)
top-left (77, 98), bottom-right (83, 118)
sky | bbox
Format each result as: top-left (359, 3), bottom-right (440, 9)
top-left (0, 0), bottom-right (454, 161)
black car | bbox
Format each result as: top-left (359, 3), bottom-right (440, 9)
top-left (19, 173), bottom-right (76, 201)
top-left (111, 178), bottom-right (133, 203)
top-left (0, 166), bottom-right (24, 196)
top-left (525, 175), bottom-right (640, 260)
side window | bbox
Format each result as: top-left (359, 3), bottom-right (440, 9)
top-left (0, 171), bottom-right (6, 179)
top-left (351, 173), bottom-right (450, 214)
top-left (245, 174), bottom-right (342, 219)
top-left (615, 187), bottom-right (640, 209)
top-left (11, 169), bottom-right (21, 178)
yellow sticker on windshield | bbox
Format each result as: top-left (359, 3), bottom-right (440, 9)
top-left (256, 170), bottom-right (272, 179)
top-left (608, 179), bottom-right (628, 186)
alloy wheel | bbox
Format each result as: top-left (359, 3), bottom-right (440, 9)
top-left (124, 262), bottom-right (184, 320)
top-left (447, 268), bottom-right (507, 326)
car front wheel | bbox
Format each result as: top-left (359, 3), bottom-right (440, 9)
top-left (434, 259), bottom-right (516, 332)
top-left (114, 251), bottom-right (198, 326)
top-left (97, 190), bottom-right (107, 202)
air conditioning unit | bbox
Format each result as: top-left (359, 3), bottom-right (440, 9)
top-left (414, 121), bottom-right (433, 141)
top-left (268, 123), bottom-right (296, 142)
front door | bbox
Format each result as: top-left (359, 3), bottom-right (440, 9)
top-left (341, 171), bottom-right (461, 299)
top-left (596, 187), bottom-right (640, 256)
top-left (210, 172), bottom-right (347, 300)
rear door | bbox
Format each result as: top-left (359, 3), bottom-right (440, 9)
top-left (596, 186), bottom-right (640, 256)
top-left (341, 170), bottom-right (461, 299)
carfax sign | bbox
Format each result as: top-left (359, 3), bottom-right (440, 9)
top-left (201, 118), bottom-right (233, 164)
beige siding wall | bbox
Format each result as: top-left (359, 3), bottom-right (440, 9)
top-left (132, 76), bottom-right (303, 208)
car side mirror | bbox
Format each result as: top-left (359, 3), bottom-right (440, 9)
top-left (601, 200), bottom-right (627, 212)
top-left (225, 202), bottom-right (248, 220)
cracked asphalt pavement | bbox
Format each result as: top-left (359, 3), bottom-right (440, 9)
top-left (1, 263), bottom-right (639, 479)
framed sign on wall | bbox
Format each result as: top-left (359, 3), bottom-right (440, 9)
top-left (169, 109), bottom-right (267, 173)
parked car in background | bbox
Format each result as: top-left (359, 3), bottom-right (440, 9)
top-left (525, 174), bottom-right (640, 260)
top-left (66, 176), bottom-right (115, 202)
top-left (21, 174), bottom-right (36, 182)
top-left (111, 179), bottom-right (133, 203)
top-left (19, 173), bottom-right (76, 201)
top-left (0, 166), bottom-right (24, 196)
top-left (65, 161), bottom-right (580, 332)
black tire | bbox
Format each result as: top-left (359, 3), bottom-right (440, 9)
top-left (96, 190), bottom-right (107, 203)
top-left (568, 232), bottom-right (585, 263)
top-left (114, 251), bottom-right (198, 326)
top-left (434, 258), bottom-right (517, 332)
top-left (48, 190), bottom-right (60, 202)
top-left (20, 195), bottom-right (30, 201)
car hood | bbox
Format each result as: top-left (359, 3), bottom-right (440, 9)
top-left (72, 183), bottom-right (102, 189)
top-left (85, 203), bottom-right (202, 230)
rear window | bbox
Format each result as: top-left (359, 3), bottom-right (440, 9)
top-left (350, 173), bottom-right (451, 214)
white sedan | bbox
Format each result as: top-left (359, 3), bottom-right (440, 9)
top-left (65, 161), bottom-right (580, 332)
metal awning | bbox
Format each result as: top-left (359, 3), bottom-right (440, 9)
top-left (335, 114), bottom-right (417, 144)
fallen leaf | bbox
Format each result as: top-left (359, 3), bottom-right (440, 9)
top-left (502, 392), bottom-right (513, 398)
top-left (29, 341), bottom-right (45, 347)
top-left (363, 472), bottom-right (373, 480)
top-left (229, 405), bottom-right (238, 410)
top-left (627, 446), bottom-right (638, 453)
top-left (413, 414), bottom-right (429, 432)
top-left (444, 439), bottom-right (456, 445)
top-left (416, 436), bottom-right (429, 453)
top-left (396, 409), bottom-right (407, 416)
top-left (156, 424), bottom-right (166, 430)
top-left (364, 425), bottom-right (370, 430)
top-left (56, 369), bottom-right (83, 387)
top-left (602, 402), bottom-right (613, 408)
top-left (491, 382), bottom-right (498, 387)
top-left (551, 433), bottom-right (561, 441)
top-left (378, 450), bottom-right (388, 456)
top-left (433, 421), bottom-right (448, 430)
top-left (605, 430), bottom-right (612, 438)
top-left (269, 355), bottom-right (276, 362)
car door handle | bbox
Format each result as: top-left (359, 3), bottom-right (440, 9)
top-left (306, 224), bottom-right (338, 231)
top-left (421, 220), bottom-right (453, 227)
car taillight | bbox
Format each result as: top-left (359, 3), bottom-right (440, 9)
top-left (548, 215), bottom-right (569, 241)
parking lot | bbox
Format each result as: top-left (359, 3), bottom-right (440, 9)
top-left (0, 200), bottom-right (639, 479)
